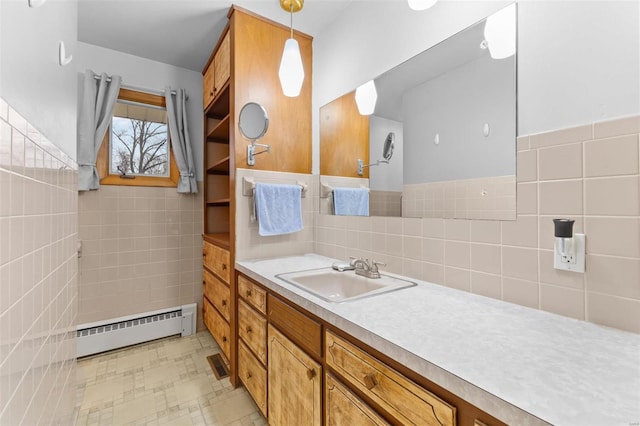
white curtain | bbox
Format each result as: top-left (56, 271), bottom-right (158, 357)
top-left (77, 70), bottom-right (122, 191)
top-left (166, 88), bottom-right (197, 193)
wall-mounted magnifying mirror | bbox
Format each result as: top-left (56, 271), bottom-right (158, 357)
top-left (239, 102), bottom-right (270, 166)
top-left (382, 132), bottom-right (394, 162)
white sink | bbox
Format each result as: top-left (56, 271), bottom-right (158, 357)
top-left (276, 267), bottom-right (417, 303)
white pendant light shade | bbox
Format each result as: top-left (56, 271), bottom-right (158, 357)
top-left (355, 80), bottom-right (377, 115)
top-left (408, 0), bottom-right (437, 11)
top-left (279, 38), bottom-right (305, 97)
top-left (484, 4), bottom-right (516, 59)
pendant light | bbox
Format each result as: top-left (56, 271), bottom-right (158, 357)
top-left (355, 80), bottom-right (377, 115)
top-left (483, 4), bottom-right (516, 59)
top-left (408, 0), bottom-right (437, 11)
top-left (279, 0), bottom-right (305, 97)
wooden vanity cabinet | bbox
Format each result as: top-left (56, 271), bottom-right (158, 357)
top-left (234, 272), bottom-right (507, 426)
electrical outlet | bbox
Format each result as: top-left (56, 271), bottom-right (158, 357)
top-left (554, 233), bottom-right (585, 273)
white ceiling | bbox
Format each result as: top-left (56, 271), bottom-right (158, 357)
top-left (78, 0), bottom-right (353, 72)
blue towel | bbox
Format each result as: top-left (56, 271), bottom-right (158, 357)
top-left (255, 183), bottom-right (303, 236)
top-left (333, 187), bottom-right (369, 216)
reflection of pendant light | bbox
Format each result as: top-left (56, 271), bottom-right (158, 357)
top-left (408, 0), bottom-right (437, 11)
top-left (355, 80), bottom-right (377, 115)
top-left (483, 4), bottom-right (516, 59)
top-left (279, 0), bottom-right (305, 97)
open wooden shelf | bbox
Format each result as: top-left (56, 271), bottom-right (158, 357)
top-left (207, 115), bottom-right (230, 143)
top-left (203, 232), bottom-right (231, 250)
top-left (207, 198), bottom-right (231, 206)
top-left (205, 82), bottom-right (230, 119)
top-left (207, 156), bottom-right (230, 174)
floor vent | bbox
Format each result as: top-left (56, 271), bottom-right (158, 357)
top-left (77, 304), bottom-right (197, 358)
top-left (207, 353), bottom-right (230, 380)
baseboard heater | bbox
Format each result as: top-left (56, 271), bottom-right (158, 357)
top-left (76, 303), bottom-right (197, 358)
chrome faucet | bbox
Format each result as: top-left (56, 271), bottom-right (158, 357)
top-left (349, 257), bottom-right (386, 279)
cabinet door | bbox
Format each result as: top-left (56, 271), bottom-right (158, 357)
top-left (203, 62), bottom-right (215, 109)
top-left (326, 373), bottom-right (390, 426)
top-left (213, 31), bottom-right (230, 97)
top-left (202, 241), bottom-right (230, 282)
top-left (268, 324), bottom-right (321, 426)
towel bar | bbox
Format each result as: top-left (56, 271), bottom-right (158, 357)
top-left (320, 183), bottom-right (370, 198)
top-left (242, 176), bottom-right (308, 198)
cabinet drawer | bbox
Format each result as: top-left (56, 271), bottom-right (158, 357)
top-left (203, 298), bottom-right (230, 359)
top-left (238, 341), bottom-right (267, 417)
top-left (238, 299), bottom-right (267, 365)
top-left (238, 274), bottom-right (267, 314)
top-left (325, 331), bottom-right (456, 426)
top-left (203, 241), bottom-right (230, 282)
top-left (325, 373), bottom-right (390, 426)
top-left (203, 269), bottom-right (230, 322)
top-left (268, 294), bottom-right (322, 358)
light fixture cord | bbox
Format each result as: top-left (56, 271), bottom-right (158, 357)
top-left (290, 4), bottom-right (293, 39)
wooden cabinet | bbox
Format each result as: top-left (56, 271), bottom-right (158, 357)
top-left (203, 298), bottom-right (230, 359)
top-left (203, 241), bottom-right (230, 283)
top-left (238, 340), bottom-right (267, 416)
top-left (268, 324), bottom-right (322, 426)
top-left (213, 32), bottom-right (230, 99)
top-left (237, 274), bottom-right (267, 314)
top-left (203, 269), bottom-right (230, 321)
top-left (238, 299), bottom-right (267, 364)
top-left (325, 373), bottom-right (390, 426)
top-left (326, 331), bottom-right (456, 426)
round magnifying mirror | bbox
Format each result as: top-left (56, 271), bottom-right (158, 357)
top-left (383, 132), bottom-right (395, 161)
top-left (239, 102), bottom-right (269, 141)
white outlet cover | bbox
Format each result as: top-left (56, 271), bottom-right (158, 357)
top-left (554, 233), bottom-right (585, 273)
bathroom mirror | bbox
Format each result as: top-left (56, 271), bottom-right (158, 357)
top-left (239, 102), bottom-right (269, 141)
top-left (320, 4), bottom-right (517, 220)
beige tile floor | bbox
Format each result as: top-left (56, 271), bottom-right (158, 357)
top-left (75, 331), bottom-right (267, 426)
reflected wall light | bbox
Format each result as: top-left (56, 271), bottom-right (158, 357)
top-left (483, 3), bottom-right (516, 59)
top-left (279, 0), bottom-right (305, 97)
top-left (408, 0), bottom-right (437, 11)
top-left (355, 80), bottom-right (377, 115)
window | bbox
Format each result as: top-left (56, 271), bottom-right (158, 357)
top-left (97, 89), bottom-right (178, 187)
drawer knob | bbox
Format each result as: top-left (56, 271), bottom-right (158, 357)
top-left (363, 373), bottom-right (378, 390)
top-left (221, 299), bottom-right (227, 306)
top-left (246, 326), bottom-right (252, 333)
top-left (222, 264), bottom-right (227, 270)
top-left (222, 336), bottom-right (227, 343)
top-left (202, 280), bottom-right (206, 285)
top-left (246, 289), bottom-right (253, 297)
top-left (306, 368), bottom-right (317, 380)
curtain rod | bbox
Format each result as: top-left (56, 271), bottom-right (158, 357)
top-left (93, 74), bottom-right (186, 98)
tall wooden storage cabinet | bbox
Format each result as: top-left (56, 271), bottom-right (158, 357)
top-left (201, 5), bottom-right (312, 388)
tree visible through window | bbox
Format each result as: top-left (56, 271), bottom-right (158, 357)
top-left (97, 88), bottom-right (179, 187)
top-left (110, 102), bottom-right (169, 177)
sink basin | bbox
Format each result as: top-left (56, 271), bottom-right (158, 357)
top-left (275, 268), bottom-right (417, 303)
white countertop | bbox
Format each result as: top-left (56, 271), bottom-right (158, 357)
top-left (236, 253), bottom-right (640, 426)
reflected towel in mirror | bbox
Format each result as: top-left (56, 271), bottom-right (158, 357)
top-left (255, 183), bottom-right (303, 236)
top-left (333, 187), bottom-right (369, 216)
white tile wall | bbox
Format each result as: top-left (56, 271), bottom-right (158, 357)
top-left (315, 115), bottom-right (640, 334)
top-left (0, 98), bottom-right (78, 425)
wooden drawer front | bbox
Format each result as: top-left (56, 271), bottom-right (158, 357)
top-left (203, 298), bottom-right (230, 359)
top-left (203, 241), bottom-right (230, 282)
top-left (268, 294), bottom-right (322, 358)
top-left (238, 299), bottom-right (267, 365)
top-left (326, 373), bottom-right (390, 426)
top-left (203, 269), bottom-right (230, 321)
top-left (237, 274), bottom-right (267, 314)
top-left (238, 341), bottom-right (267, 417)
top-left (325, 331), bottom-right (456, 426)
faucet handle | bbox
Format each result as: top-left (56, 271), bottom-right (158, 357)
top-left (371, 260), bottom-right (386, 272)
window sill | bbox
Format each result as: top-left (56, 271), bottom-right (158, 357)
top-left (100, 174), bottom-right (178, 188)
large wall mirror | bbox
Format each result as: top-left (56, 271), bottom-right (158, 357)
top-left (320, 4), bottom-right (517, 220)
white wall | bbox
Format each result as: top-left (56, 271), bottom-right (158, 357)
top-left (403, 54), bottom-right (515, 184)
top-left (76, 42), bottom-right (205, 179)
top-left (0, 0), bottom-right (78, 159)
top-left (313, 0), bottom-right (640, 173)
